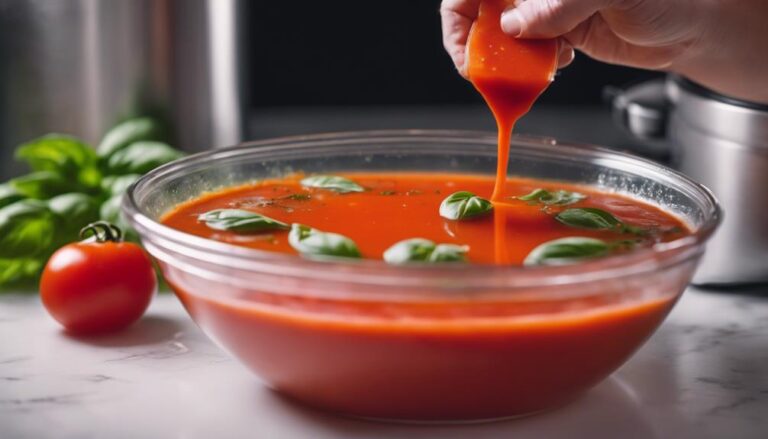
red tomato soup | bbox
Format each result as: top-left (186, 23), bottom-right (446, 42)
top-left (161, 173), bottom-right (689, 420)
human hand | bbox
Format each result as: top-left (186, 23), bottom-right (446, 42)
top-left (441, 0), bottom-right (577, 77)
top-left (441, 0), bottom-right (768, 103)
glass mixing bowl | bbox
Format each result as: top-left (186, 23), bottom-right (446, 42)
top-left (123, 131), bottom-right (720, 422)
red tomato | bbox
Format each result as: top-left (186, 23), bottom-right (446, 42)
top-left (41, 222), bottom-right (156, 334)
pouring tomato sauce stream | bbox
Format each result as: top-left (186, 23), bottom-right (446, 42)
top-left (468, 0), bottom-right (558, 201)
top-left (467, 0), bottom-right (558, 263)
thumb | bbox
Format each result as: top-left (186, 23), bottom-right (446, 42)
top-left (501, 0), bottom-right (617, 38)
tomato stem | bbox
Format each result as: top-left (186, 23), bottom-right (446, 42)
top-left (80, 221), bottom-right (123, 243)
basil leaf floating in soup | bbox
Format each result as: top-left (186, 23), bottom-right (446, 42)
top-left (198, 209), bottom-right (289, 233)
top-left (555, 207), bottom-right (646, 235)
top-left (383, 238), bottom-right (434, 263)
top-left (517, 188), bottom-right (586, 206)
top-left (555, 208), bottom-right (623, 230)
top-left (524, 237), bottom-right (609, 266)
top-left (300, 175), bottom-right (365, 194)
top-left (439, 191), bottom-right (493, 220)
top-left (428, 243), bottom-right (469, 263)
top-left (383, 238), bottom-right (469, 264)
top-left (289, 224), bottom-right (361, 259)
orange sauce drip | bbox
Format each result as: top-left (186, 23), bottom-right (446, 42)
top-left (467, 0), bottom-right (558, 263)
top-left (468, 0), bottom-right (557, 201)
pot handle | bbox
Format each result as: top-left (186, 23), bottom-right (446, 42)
top-left (606, 78), bottom-right (669, 141)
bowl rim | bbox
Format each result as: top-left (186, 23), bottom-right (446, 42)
top-left (123, 129), bottom-right (722, 291)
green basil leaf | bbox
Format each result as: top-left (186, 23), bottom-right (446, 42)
top-left (101, 174), bottom-right (142, 196)
top-left (555, 208), bottom-right (623, 230)
top-left (288, 224), bottom-right (361, 259)
top-left (0, 258), bottom-right (44, 289)
top-left (383, 238), bottom-right (468, 264)
top-left (524, 237), bottom-right (610, 266)
top-left (10, 171), bottom-right (80, 199)
top-left (439, 191), bottom-right (493, 220)
top-left (429, 243), bottom-right (470, 262)
top-left (0, 184), bottom-right (24, 209)
top-left (98, 117), bottom-right (166, 158)
top-left (300, 175), bottom-right (365, 193)
top-left (518, 188), bottom-right (586, 206)
top-left (106, 141), bottom-right (184, 175)
top-left (199, 209), bottom-right (289, 233)
top-left (383, 238), bottom-right (435, 263)
top-left (100, 194), bottom-right (123, 226)
top-left (0, 200), bottom-right (57, 258)
top-left (555, 207), bottom-right (647, 235)
top-left (47, 193), bottom-right (100, 241)
top-left (15, 134), bottom-right (101, 188)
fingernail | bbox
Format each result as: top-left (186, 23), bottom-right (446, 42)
top-left (501, 9), bottom-right (523, 37)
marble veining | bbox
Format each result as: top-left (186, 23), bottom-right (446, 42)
top-left (1, 287), bottom-right (766, 439)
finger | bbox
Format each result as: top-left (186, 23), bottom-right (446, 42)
top-left (440, 0), bottom-right (482, 77)
top-left (557, 38), bottom-right (575, 68)
top-left (501, 0), bottom-right (620, 39)
top-left (564, 15), bottom-right (683, 69)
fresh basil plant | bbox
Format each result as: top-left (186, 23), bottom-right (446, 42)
top-left (47, 193), bottom-right (100, 241)
top-left (0, 200), bottom-right (57, 259)
top-left (97, 117), bottom-right (167, 158)
top-left (0, 116), bottom-right (185, 289)
top-left (0, 184), bottom-right (24, 209)
top-left (106, 141), bottom-right (184, 175)
top-left (15, 134), bottom-right (101, 189)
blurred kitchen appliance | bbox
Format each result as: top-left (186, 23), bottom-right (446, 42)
top-left (0, 0), bottom-right (249, 178)
top-left (613, 75), bottom-right (768, 286)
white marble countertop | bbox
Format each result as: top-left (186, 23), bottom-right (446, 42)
top-left (1, 287), bottom-right (766, 439)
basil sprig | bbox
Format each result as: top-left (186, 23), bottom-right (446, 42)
top-left (439, 191), bottom-right (493, 220)
top-left (555, 207), bottom-right (645, 234)
top-left (300, 175), bottom-right (364, 193)
top-left (518, 188), bottom-right (586, 206)
top-left (288, 224), bottom-right (361, 259)
top-left (383, 238), bottom-right (468, 264)
top-left (524, 237), bottom-right (610, 266)
top-left (198, 209), bottom-right (288, 233)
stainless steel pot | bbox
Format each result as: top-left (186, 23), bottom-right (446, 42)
top-left (614, 75), bottom-right (768, 286)
top-left (0, 0), bottom-right (248, 178)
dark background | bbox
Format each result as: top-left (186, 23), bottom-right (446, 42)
top-left (246, 2), bottom-right (660, 107)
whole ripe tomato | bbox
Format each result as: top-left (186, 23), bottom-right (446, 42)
top-left (41, 222), bottom-right (156, 334)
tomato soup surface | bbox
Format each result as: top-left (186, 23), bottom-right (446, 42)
top-left (162, 173), bottom-right (688, 264)
top-left (160, 172), bottom-right (691, 420)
